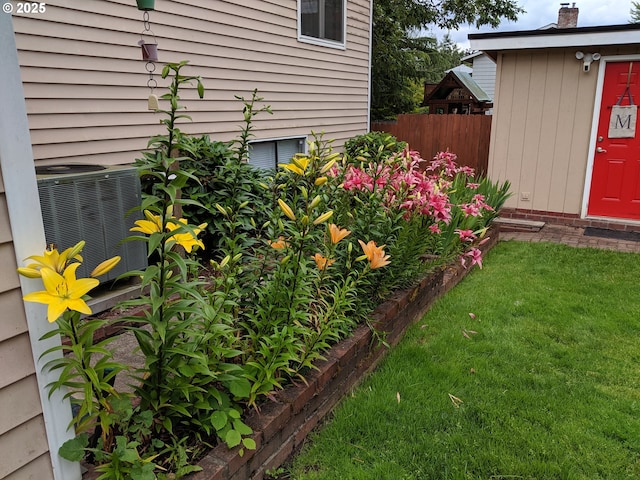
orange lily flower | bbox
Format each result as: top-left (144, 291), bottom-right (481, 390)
top-left (312, 253), bottom-right (335, 270)
top-left (269, 237), bottom-right (289, 249)
top-left (358, 239), bottom-right (391, 269)
top-left (328, 224), bottom-right (351, 244)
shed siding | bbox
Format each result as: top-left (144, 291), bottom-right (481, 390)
top-left (14, 0), bottom-right (371, 167)
top-left (0, 170), bottom-right (53, 479)
top-left (489, 48), bottom-right (598, 214)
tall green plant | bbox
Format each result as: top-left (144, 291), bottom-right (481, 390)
top-left (125, 61), bottom-right (255, 471)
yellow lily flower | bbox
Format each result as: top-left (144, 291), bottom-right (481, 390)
top-left (24, 241), bottom-right (85, 275)
top-left (167, 219), bottom-right (207, 253)
top-left (23, 264), bottom-right (99, 323)
top-left (130, 210), bottom-right (163, 235)
top-left (312, 253), bottom-right (335, 270)
top-left (90, 256), bottom-right (121, 278)
top-left (329, 224), bottom-right (351, 244)
top-left (280, 156), bottom-right (310, 175)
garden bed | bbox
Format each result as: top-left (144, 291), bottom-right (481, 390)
top-left (187, 228), bottom-right (499, 480)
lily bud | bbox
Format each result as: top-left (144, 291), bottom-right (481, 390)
top-left (300, 186), bottom-right (309, 200)
top-left (90, 256), bottom-right (121, 278)
top-left (314, 176), bottom-right (328, 186)
top-left (66, 241), bottom-right (86, 262)
top-left (219, 255), bottom-right (231, 269)
top-left (320, 159), bottom-right (336, 174)
top-left (17, 267), bottom-right (42, 279)
top-left (278, 199), bottom-right (296, 221)
top-left (309, 195), bottom-right (322, 210)
top-left (215, 203), bottom-right (228, 217)
top-left (313, 210), bottom-right (333, 225)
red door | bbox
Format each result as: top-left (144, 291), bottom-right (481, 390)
top-left (588, 61), bottom-right (640, 220)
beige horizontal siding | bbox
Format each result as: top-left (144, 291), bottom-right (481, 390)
top-left (0, 416), bottom-right (51, 478)
top-left (0, 334), bottom-right (37, 390)
top-left (0, 173), bottom-right (51, 478)
top-left (0, 196), bottom-right (10, 244)
top-left (0, 377), bottom-right (44, 436)
top-left (15, 0), bottom-right (371, 167)
top-left (4, 453), bottom-right (53, 480)
top-left (0, 290), bottom-right (29, 343)
top-left (0, 243), bottom-right (21, 294)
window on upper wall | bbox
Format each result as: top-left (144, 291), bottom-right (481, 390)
top-left (248, 137), bottom-right (307, 170)
top-left (299, 0), bottom-right (345, 48)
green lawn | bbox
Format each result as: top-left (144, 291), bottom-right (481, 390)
top-left (287, 241), bottom-right (640, 479)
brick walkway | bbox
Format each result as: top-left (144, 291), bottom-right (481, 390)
top-left (500, 223), bottom-right (640, 254)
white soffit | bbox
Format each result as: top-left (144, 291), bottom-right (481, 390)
top-left (470, 28), bottom-right (640, 51)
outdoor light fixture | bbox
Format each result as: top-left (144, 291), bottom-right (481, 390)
top-left (575, 51), bottom-right (601, 73)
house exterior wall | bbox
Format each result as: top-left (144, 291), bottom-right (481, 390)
top-left (471, 54), bottom-right (496, 101)
top-left (13, 0), bottom-right (371, 168)
top-left (488, 45), bottom-right (640, 215)
top-left (0, 171), bottom-right (53, 480)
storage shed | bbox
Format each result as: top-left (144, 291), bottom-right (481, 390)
top-left (470, 21), bottom-right (640, 227)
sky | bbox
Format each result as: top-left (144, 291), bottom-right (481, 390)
top-left (428, 0), bottom-right (636, 51)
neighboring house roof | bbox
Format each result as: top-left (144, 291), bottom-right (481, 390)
top-left (469, 23), bottom-right (640, 59)
top-left (446, 64), bottom-right (473, 74)
top-left (450, 70), bottom-right (491, 102)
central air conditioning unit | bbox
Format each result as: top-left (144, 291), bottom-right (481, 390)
top-left (36, 164), bottom-right (148, 283)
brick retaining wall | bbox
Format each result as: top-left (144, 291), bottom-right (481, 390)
top-left (189, 229), bottom-right (499, 480)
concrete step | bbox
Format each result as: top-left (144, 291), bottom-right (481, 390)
top-left (494, 217), bottom-right (545, 232)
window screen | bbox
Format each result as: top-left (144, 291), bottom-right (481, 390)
top-left (249, 138), bottom-right (306, 170)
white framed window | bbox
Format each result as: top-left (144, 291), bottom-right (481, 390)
top-left (249, 137), bottom-right (307, 170)
top-left (298, 0), bottom-right (346, 49)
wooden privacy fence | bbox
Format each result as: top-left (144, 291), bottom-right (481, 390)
top-left (371, 114), bottom-right (492, 175)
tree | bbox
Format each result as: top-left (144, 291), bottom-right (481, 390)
top-left (371, 0), bottom-right (522, 120)
top-left (631, 1), bottom-right (640, 23)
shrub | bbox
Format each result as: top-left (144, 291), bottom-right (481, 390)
top-left (343, 131), bottom-right (407, 164)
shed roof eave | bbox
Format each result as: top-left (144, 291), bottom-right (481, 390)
top-left (469, 25), bottom-right (640, 53)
